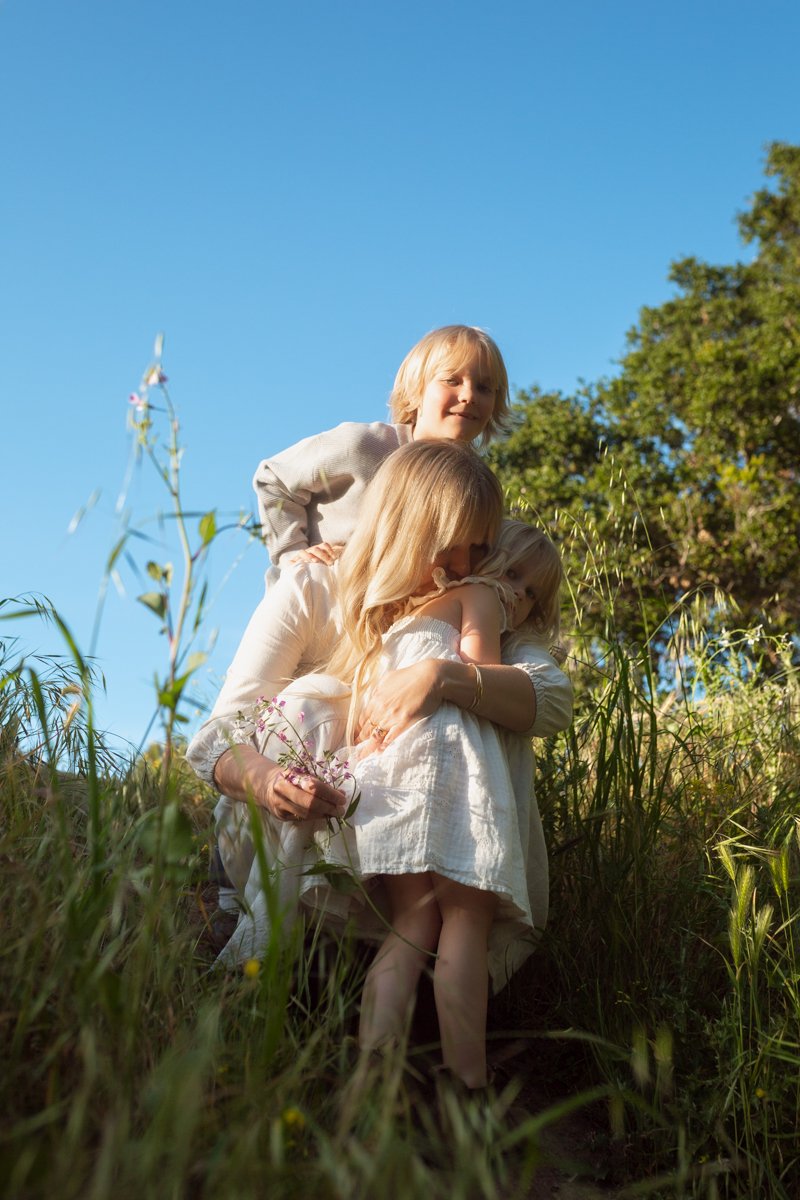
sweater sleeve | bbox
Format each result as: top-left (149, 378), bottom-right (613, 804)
top-left (252, 421), bottom-right (409, 569)
top-left (501, 638), bottom-right (574, 739)
top-left (185, 563), bottom-right (332, 784)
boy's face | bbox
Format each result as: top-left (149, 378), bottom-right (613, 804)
top-left (413, 356), bottom-right (495, 443)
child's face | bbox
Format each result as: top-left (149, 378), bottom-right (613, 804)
top-left (502, 559), bottom-right (539, 629)
top-left (413, 357), bottom-right (495, 443)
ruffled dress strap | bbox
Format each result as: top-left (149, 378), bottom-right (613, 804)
top-left (401, 570), bottom-right (514, 634)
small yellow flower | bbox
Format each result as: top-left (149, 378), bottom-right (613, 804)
top-left (243, 958), bottom-right (260, 979)
top-left (281, 1107), bottom-right (306, 1131)
top-left (755, 1087), bottom-right (766, 1099)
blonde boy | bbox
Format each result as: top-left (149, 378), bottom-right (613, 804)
top-left (254, 325), bottom-right (510, 580)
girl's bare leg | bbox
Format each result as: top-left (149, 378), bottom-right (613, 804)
top-left (359, 874), bottom-right (441, 1052)
top-left (431, 875), bottom-right (497, 1088)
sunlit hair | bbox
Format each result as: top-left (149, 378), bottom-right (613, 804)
top-left (476, 519), bottom-right (563, 644)
top-left (389, 325), bottom-right (510, 446)
top-left (324, 440), bottom-right (503, 707)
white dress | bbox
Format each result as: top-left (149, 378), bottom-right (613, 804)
top-left (299, 597), bottom-right (538, 992)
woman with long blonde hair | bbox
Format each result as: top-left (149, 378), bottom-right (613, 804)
top-left (298, 446), bottom-right (565, 1090)
top-left (187, 444), bottom-right (572, 1093)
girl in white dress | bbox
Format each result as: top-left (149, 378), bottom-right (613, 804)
top-left (298, 443), bottom-right (564, 1090)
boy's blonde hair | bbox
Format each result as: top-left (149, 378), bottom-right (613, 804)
top-left (389, 325), bottom-right (510, 445)
top-left (326, 439), bottom-right (503, 695)
top-left (478, 519), bottom-right (563, 644)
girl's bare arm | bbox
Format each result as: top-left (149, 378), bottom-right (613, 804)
top-left (457, 582), bottom-right (504, 665)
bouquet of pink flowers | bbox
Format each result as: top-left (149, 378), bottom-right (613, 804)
top-left (234, 694), bottom-right (361, 835)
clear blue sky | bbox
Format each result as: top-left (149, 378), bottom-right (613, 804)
top-left (2, 0), bottom-right (798, 752)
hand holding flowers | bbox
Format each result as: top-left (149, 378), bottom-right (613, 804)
top-left (230, 695), bottom-right (360, 829)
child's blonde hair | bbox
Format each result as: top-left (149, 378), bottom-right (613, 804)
top-left (389, 325), bottom-right (510, 445)
top-left (326, 439), bottom-right (503, 695)
top-left (479, 519), bottom-right (563, 644)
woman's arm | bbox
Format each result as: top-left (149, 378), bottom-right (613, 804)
top-left (355, 638), bottom-right (573, 746)
top-left (507, 641), bottom-right (573, 738)
top-left (355, 658), bottom-right (538, 743)
top-left (185, 563), bottom-right (337, 786)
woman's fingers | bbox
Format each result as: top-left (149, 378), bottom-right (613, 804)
top-left (266, 771), bottom-right (347, 822)
top-left (354, 713), bottom-right (391, 748)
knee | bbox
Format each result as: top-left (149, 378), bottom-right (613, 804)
top-left (394, 907), bottom-right (442, 954)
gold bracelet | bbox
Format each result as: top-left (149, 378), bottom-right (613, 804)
top-left (468, 663), bottom-right (484, 712)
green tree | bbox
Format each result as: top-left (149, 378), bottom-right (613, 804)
top-left (491, 142), bottom-right (800, 657)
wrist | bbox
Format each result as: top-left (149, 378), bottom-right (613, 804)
top-left (214, 744), bottom-right (279, 808)
top-left (438, 660), bottom-right (476, 710)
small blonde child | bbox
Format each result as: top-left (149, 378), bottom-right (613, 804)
top-left (300, 446), bottom-right (565, 1091)
top-left (253, 325), bottom-right (510, 580)
top-left (481, 518), bottom-right (564, 651)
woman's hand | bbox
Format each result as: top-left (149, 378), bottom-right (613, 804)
top-left (289, 541), bottom-right (344, 567)
top-left (213, 745), bottom-right (348, 823)
top-left (355, 660), bottom-right (444, 749)
top-left (260, 764), bottom-right (348, 823)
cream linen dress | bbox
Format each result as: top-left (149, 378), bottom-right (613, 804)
top-left (299, 582), bottom-right (539, 992)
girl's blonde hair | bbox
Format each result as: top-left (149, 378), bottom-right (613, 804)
top-left (389, 325), bottom-right (510, 446)
top-left (326, 439), bottom-right (503, 696)
top-left (478, 519), bottom-right (563, 644)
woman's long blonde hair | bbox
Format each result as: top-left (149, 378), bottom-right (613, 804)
top-left (478, 519), bottom-right (564, 644)
top-left (325, 439), bottom-right (503, 698)
top-left (389, 325), bottom-right (510, 446)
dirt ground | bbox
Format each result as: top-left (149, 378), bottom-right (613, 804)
top-left (515, 1092), bottom-right (622, 1199)
top-left (482, 1036), bottom-right (623, 1199)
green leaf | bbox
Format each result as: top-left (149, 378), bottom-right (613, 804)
top-left (105, 533), bottom-right (128, 573)
top-left (199, 511), bottom-right (217, 545)
top-left (344, 790), bottom-right (361, 821)
top-left (138, 591), bottom-right (168, 620)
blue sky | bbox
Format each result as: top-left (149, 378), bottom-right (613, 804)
top-left (2, 0), bottom-right (799, 752)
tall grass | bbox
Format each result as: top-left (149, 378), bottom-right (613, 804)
top-left (503, 497), bottom-right (800, 1197)
top-left (4, 586), bottom-right (798, 1198)
top-left (0, 634), bottom-right (564, 1199)
top-left (2, 360), bottom-right (799, 1197)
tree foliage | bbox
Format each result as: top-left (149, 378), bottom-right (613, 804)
top-left (490, 142), bottom-right (800, 658)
